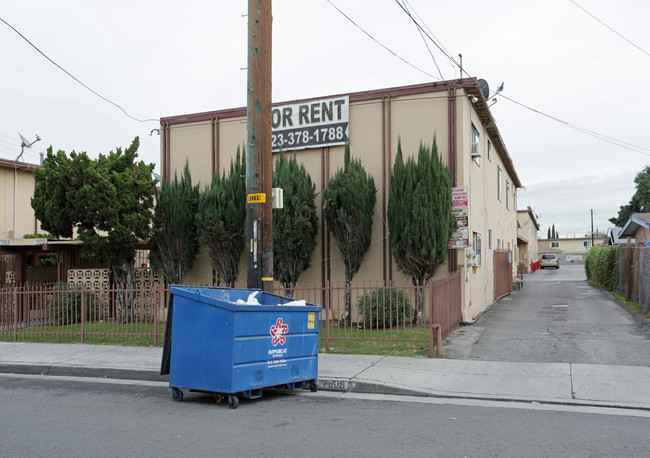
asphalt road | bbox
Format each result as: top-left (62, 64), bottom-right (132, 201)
top-left (2, 374), bottom-right (650, 458)
top-left (444, 264), bottom-right (650, 365)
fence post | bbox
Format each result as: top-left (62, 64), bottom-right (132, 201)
top-left (625, 237), bottom-right (632, 301)
top-left (324, 280), bottom-right (330, 352)
top-left (429, 280), bottom-right (434, 358)
top-left (13, 287), bottom-right (18, 342)
top-left (81, 284), bottom-right (86, 343)
top-left (153, 282), bottom-right (159, 347)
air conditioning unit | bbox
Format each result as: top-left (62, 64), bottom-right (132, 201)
top-left (471, 142), bottom-right (482, 158)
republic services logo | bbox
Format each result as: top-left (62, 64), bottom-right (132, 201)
top-left (270, 317), bottom-right (288, 346)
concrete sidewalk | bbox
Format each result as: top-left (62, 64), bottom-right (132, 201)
top-left (1, 341), bottom-right (650, 410)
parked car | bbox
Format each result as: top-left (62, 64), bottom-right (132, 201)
top-left (540, 254), bottom-right (559, 269)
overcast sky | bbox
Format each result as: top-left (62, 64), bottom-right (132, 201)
top-left (2, 0), bottom-right (649, 237)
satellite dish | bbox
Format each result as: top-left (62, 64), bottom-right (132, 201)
top-left (477, 79), bottom-right (490, 100)
top-left (19, 133), bottom-right (30, 147)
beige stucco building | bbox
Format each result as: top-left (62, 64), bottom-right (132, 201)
top-left (516, 209), bottom-right (540, 272)
top-left (160, 79), bottom-right (522, 322)
top-left (539, 236), bottom-right (607, 263)
top-left (0, 158), bottom-right (41, 240)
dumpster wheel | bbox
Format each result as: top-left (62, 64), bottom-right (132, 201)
top-left (171, 388), bottom-right (183, 402)
top-left (309, 380), bottom-right (318, 392)
top-left (228, 395), bottom-right (239, 409)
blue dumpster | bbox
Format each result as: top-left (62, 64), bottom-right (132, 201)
top-left (161, 286), bottom-right (322, 408)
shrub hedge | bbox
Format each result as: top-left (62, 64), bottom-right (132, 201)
top-left (48, 282), bottom-right (99, 325)
top-left (358, 288), bottom-right (412, 329)
top-left (585, 246), bottom-right (618, 291)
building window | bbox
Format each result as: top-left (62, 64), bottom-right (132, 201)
top-left (473, 232), bottom-right (482, 267)
top-left (497, 167), bottom-right (502, 201)
top-left (551, 242), bottom-right (559, 248)
top-left (583, 240), bottom-right (592, 248)
top-left (487, 140), bottom-right (492, 161)
top-left (488, 229), bottom-right (493, 249)
top-left (471, 123), bottom-right (480, 165)
top-left (506, 180), bottom-right (510, 209)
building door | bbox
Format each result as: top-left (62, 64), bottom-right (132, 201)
top-left (493, 250), bottom-right (512, 299)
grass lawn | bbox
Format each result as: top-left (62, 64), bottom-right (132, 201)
top-left (2, 322), bottom-right (436, 357)
top-left (1, 321), bottom-right (164, 347)
top-left (320, 326), bottom-right (433, 357)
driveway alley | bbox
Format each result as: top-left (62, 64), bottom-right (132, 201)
top-left (444, 264), bottom-right (650, 365)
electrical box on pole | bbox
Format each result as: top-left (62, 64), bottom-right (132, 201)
top-left (246, 0), bottom-right (273, 291)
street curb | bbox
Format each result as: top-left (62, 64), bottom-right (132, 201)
top-left (3, 364), bottom-right (650, 412)
top-left (0, 363), bottom-right (169, 382)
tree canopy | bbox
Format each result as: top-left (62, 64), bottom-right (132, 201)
top-left (387, 137), bottom-right (455, 321)
top-left (149, 160), bottom-right (200, 285)
top-left (610, 165), bottom-right (650, 226)
top-left (196, 146), bottom-right (247, 287)
top-left (322, 143), bottom-right (376, 323)
top-left (272, 152), bottom-right (318, 291)
top-left (32, 137), bottom-right (156, 315)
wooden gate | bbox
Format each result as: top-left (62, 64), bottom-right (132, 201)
top-left (493, 250), bottom-right (512, 299)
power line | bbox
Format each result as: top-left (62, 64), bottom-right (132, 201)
top-left (388, 2), bottom-right (650, 159)
top-left (396, 0), bottom-right (444, 79)
top-left (325, 0), bottom-right (438, 80)
top-left (0, 16), bottom-right (158, 123)
top-left (568, 0), bottom-right (650, 58)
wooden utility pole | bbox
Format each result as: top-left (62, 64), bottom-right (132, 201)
top-left (246, 0), bottom-right (273, 290)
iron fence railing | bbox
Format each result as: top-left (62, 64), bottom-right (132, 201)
top-left (0, 272), bottom-right (462, 357)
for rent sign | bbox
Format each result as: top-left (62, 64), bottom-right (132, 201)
top-left (449, 187), bottom-right (469, 249)
top-left (271, 96), bottom-right (349, 152)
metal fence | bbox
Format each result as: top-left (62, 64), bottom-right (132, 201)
top-left (0, 283), bottom-right (165, 346)
top-left (0, 272), bottom-right (462, 357)
top-left (617, 246), bottom-right (650, 313)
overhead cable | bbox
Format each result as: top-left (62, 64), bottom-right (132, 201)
top-left (0, 16), bottom-right (158, 123)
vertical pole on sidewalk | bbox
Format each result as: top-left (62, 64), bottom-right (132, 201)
top-left (625, 236), bottom-right (632, 301)
top-left (246, 0), bottom-right (273, 291)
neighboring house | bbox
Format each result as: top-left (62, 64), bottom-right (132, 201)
top-left (538, 236), bottom-right (607, 264)
top-left (160, 78), bottom-right (523, 322)
top-left (0, 158), bottom-right (89, 284)
top-left (619, 213), bottom-right (650, 246)
top-left (516, 209), bottom-right (540, 273)
top-left (0, 158), bottom-right (41, 239)
top-left (606, 227), bottom-right (630, 246)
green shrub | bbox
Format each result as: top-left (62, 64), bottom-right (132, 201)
top-left (49, 283), bottom-right (98, 325)
top-left (585, 246), bottom-right (618, 291)
top-left (358, 288), bottom-right (412, 329)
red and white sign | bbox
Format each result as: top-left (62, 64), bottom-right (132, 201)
top-left (270, 317), bottom-right (289, 346)
top-left (449, 187), bottom-right (469, 249)
top-left (452, 187), bottom-right (469, 208)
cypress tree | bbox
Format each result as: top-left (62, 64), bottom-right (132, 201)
top-left (196, 146), bottom-right (247, 287)
top-left (149, 160), bottom-right (200, 285)
top-left (387, 137), bottom-right (456, 323)
top-left (322, 143), bottom-right (377, 325)
top-left (272, 152), bottom-right (319, 293)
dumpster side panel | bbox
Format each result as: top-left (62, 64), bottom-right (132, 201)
top-left (231, 356), bottom-right (318, 393)
top-left (169, 295), bottom-right (235, 393)
top-left (230, 310), bottom-right (320, 392)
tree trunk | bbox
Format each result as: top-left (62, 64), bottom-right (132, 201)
top-left (413, 276), bottom-right (426, 326)
top-left (341, 278), bottom-right (352, 327)
top-left (112, 261), bottom-right (136, 323)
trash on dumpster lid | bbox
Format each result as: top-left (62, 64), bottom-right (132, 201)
top-left (283, 299), bottom-right (307, 306)
top-left (234, 291), bottom-right (261, 305)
